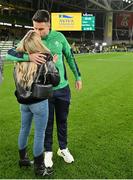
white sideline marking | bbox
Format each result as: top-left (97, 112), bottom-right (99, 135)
top-left (96, 59), bottom-right (133, 62)
top-left (96, 59), bottom-right (105, 60)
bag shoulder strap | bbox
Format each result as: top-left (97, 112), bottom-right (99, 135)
top-left (34, 64), bottom-right (48, 84)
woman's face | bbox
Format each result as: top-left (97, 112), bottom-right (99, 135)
top-left (33, 21), bottom-right (50, 38)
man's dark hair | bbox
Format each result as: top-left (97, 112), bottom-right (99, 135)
top-left (32, 10), bottom-right (50, 22)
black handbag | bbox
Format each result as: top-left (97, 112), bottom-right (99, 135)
top-left (32, 84), bottom-right (53, 99)
top-left (31, 64), bottom-right (53, 99)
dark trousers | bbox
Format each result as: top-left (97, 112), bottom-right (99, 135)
top-left (44, 85), bottom-right (71, 151)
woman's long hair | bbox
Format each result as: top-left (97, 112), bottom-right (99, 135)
top-left (15, 30), bottom-right (50, 89)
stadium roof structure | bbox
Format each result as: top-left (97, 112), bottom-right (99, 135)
top-left (33, 0), bottom-right (133, 13)
top-left (0, 0), bottom-right (132, 13)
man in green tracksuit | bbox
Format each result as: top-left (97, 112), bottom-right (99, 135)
top-left (6, 10), bottom-right (82, 169)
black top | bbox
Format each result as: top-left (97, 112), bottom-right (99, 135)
top-left (14, 53), bottom-right (56, 105)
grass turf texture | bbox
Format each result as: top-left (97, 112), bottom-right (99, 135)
top-left (0, 52), bottom-right (133, 179)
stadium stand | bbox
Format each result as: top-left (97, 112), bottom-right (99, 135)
top-left (0, 41), bottom-right (13, 56)
top-left (0, 0), bottom-right (132, 56)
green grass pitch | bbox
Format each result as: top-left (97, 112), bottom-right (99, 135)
top-left (0, 52), bottom-right (133, 179)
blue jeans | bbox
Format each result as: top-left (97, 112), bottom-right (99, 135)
top-left (18, 100), bottom-right (48, 157)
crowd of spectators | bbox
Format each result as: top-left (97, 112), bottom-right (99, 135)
top-left (0, 28), bottom-right (132, 53)
top-left (0, 29), bottom-right (10, 41)
top-left (0, 27), bottom-right (27, 41)
top-left (71, 41), bottom-right (133, 54)
top-left (71, 41), bottom-right (94, 54)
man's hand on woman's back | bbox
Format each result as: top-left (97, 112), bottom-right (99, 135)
top-left (29, 53), bottom-right (46, 64)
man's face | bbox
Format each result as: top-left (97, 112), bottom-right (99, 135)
top-left (33, 21), bottom-right (50, 38)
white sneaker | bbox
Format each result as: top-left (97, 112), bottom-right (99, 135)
top-left (57, 148), bottom-right (74, 163)
top-left (44, 152), bottom-right (53, 168)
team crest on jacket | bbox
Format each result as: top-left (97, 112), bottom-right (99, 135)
top-left (55, 41), bottom-right (59, 47)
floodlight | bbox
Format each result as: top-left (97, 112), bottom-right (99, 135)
top-left (95, 42), bottom-right (99, 46)
top-left (102, 42), bottom-right (107, 46)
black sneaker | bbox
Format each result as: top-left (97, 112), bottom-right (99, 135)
top-left (45, 167), bottom-right (54, 175)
